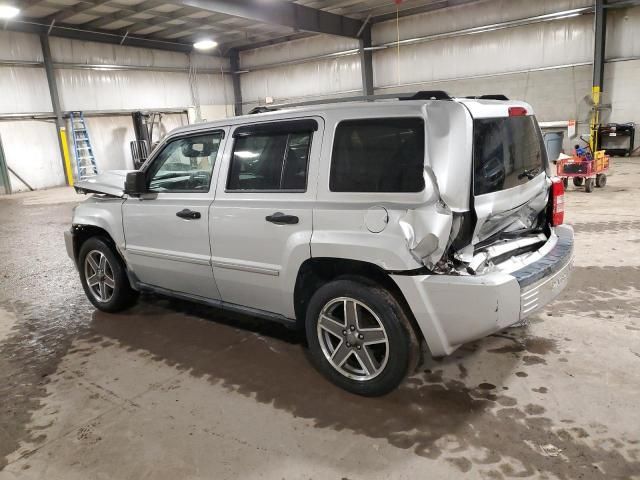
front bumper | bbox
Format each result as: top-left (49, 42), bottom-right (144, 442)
top-left (392, 225), bottom-right (574, 357)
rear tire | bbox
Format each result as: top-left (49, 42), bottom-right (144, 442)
top-left (585, 177), bottom-right (594, 193)
top-left (596, 174), bottom-right (607, 188)
top-left (573, 177), bottom-right (584, 187)
top-left (78, 237), bottom-right (138, 312)
top-left (562, 177), bottom-right (569, 189)
top-left (305, 279), bottom-right (418, 397)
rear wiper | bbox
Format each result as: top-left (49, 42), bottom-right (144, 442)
top-left (518, 167), bottom-right (540, 180)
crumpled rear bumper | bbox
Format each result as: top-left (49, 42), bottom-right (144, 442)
top-left (392, 225), bottom-right (574, 357)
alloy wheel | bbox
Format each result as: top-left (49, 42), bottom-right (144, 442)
top-left (84, 250), bottom-right (115, 303)
top-left (316, 297), bottom-right (389, 381)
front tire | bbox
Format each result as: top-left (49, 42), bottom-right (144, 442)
top-left (305, 279), bottom-right (418, 396)
top-left (78, 237), bottom-right (138, 312)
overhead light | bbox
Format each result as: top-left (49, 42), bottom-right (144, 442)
top-left (0, 5), bottom-right (20, 19)
top-left (193, 39), bottom-right (218, 50)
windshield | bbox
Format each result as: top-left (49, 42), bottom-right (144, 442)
top-left (473, 116), bottom-right (547, 196)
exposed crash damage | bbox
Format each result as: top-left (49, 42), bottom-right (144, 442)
top-left (64, 96), bottom-right (574, 393)
top-left (74, 170), bottom-right (132, 197)
top-left (397, 179), bottom-right (554, 278)
top-left (398, 167), bottom-right (453, 271)
top-left (399, 104), bottom-right (558, 280)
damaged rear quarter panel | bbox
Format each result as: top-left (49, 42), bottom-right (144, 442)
top-left (424, 101), bottom-right (474, 213)
top-left (311, 102), bottom-right (472, 271)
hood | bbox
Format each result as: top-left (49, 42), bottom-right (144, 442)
top-left (74, 170), bottom-right (133, 197)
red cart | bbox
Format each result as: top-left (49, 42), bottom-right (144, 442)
top-left (557, 149), bottom-right (609, 193)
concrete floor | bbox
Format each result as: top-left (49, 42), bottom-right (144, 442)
top-left (0, 160), bottom-right (639, 480)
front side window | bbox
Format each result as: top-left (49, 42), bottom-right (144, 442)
top-left (148, 132), bottom-right (224, 192)
top-left (330, 118), bottom-right (425, 193)
top-left (227, 130), bottom-right (312, 191)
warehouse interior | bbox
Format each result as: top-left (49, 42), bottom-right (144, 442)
top-left (1, 0), bottom-right (639, 478)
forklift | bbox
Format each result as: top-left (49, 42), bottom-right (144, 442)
top-left (130, 111), bottom-right (163, 169)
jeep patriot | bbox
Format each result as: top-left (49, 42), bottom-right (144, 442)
top-left (65, 93), bottom-right (574, 396)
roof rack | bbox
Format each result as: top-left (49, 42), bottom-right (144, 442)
top-left (244, 90), bottom-right (508, 114)
top-left (401, 90), bottom-right (452, 101)
top-left (248, 106), bottom-right (279, 114)
top-left (465, 94), bottom-right (510, 101)
top-left (247, 90), bottom-right (454, 113)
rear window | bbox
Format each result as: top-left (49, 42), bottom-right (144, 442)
top-left (330, 118), bottom-right (425, 193)
top-left (473, 116), bottom-right (546, 196)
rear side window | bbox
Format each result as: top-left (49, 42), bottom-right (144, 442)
top-left (227, 130), bottom-right (312, 191)
top-left (473, 116), bottom-right (546, 196)
top-left (330, 118), bottom-right (425, 193)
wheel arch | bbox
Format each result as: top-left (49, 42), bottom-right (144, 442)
top-left (293, 257), bottom-right (424, 343)
top-left (71, 224), bottom-right (120, 265)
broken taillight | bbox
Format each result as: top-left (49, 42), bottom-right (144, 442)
top-left (549, 177), bottom-right (565, 226)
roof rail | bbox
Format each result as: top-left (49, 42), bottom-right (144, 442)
top-left (465, 94), bottom-right (510, 101)
top-left (248, 106), bottom-right (279, 114)
top-left (401, 90), bottom-right (452, 101)
top-left (244, 90), bottom-right (454, 114)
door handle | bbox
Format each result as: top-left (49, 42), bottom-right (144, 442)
top-left (265, 212), bottom-right (299, 225)
top-left (176, 209), bottom-right (201, 220)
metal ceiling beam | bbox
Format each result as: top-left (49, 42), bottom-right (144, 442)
top-left (6, 19), bottom-right (194, 52)
top-left (226, 0), bottom-right (484, 52)
top-left (177, 0), bottom-right (363, 37)
top-left (228, 33), bottom-right (312, 52)
top-left (136, 22), bottom-right (221, 39)
top-left (160, 24), bottom-right (282, 50)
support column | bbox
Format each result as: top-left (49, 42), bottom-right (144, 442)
top-left (591, 0), bottom-right (607, 151)
top-left (40, 34), bottom-right (74, 186)
top-left (359, 24), bottom-right (374, 97)
top-left (229, 49), bottom-right (243, 116)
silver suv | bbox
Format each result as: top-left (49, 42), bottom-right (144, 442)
top-left (65, 92), bottom-right (574, 396)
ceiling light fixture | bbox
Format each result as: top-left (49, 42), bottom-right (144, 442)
top-left (193, 39), bottom-right (218, 50)
top-left (0, 5), bottom-right (19, 19)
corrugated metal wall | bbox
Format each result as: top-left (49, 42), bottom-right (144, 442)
top-left (237, 0), bottom-right (640, 137)
top-left (2, 1), bottom-right (640, 191)
top-left (240, 36), bottom-right (362, 111)
top-left (0, 31), bottom-right (231, 192)
top-left (0, 120), bottom-right (65, 191)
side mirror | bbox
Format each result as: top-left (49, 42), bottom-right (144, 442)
top-left (124, 171), bottom-right (146, 196)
